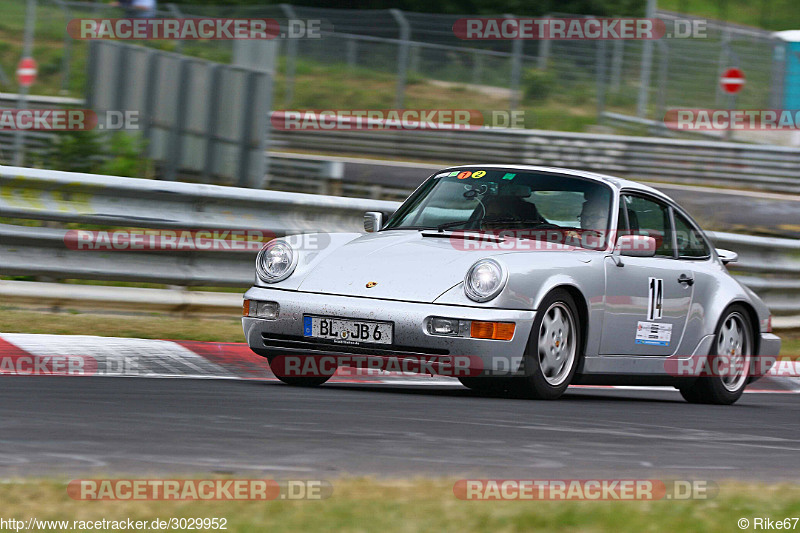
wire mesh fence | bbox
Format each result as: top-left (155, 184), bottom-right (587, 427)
top-left (0, 1), bottom-right (787, 133)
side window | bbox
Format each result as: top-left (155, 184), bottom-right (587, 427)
top-left (674, 212), bottom-right (710, 258)
top-left (622, 195), bottom-right (674, 258)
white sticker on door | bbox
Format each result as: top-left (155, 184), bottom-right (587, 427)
top-left (647, 277), bottom-right (664, 320)
top-left (636, 321), bottom-right (672, 346)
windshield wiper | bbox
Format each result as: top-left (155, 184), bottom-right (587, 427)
top-left (435, 217), bottom-right (550, 232)
top-left (436, 220), bottom-right (472, 231)
top-left (478, 216), bottom-right (546, 226)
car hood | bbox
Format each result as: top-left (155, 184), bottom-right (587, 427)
top-left (295, 230), bottom-right (591, 303)
top-left (296, 230), bottom-right (481, 302)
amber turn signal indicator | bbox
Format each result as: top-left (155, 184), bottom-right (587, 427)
top-left (470, 321), bottom-right (515, 340)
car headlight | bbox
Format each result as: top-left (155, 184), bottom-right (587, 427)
top-left (464, 258), bottom-right (507, 302)
top-left (256, 240), bottom-right (297, 283)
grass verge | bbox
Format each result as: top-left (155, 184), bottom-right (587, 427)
top-left (0, 308), bottom-right (244, 343)
top-left (0, 478), bottom-right (799, 532)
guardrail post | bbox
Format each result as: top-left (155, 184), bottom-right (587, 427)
top-left (506, 13), bottom-right (523, 110)
top-left (280, 4), bottom-right (298, 107)
top-left (636, 0), bottom-right (656, 118)
top-left (390, 9), bottom-right (410, 109)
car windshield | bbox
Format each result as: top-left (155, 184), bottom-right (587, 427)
top-left (383, 168), bottom-right (614, 250)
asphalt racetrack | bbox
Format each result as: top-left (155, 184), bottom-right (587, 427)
top-left (1, 376), bottom-right (798, 481)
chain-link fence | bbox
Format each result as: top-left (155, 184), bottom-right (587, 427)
top-left (0, 1), bottom-right (788, 133)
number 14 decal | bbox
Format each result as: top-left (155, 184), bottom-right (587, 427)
top-left (648, 277), bottom-right (663, 320)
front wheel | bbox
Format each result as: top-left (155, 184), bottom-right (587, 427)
top-left (458, 376), bottom-right (513, 393)
top-left (267, 355), bottom-right (333, 387)
top-left (514, 289), bottom-right (582, 400)
top-left (679, 306), bottom-right (753, 405)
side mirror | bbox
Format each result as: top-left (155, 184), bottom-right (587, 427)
top-left (364, 211), bottom-right (383, 233)
top-left (716, 248), bottom-right (738, 264)
top-left (617, 235), bottom-right (657, 257)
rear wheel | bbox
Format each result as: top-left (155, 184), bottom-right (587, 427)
top-left (679, 306), bottom-right (753, 405)
top-left (515, 289), bottom-right (582, 400)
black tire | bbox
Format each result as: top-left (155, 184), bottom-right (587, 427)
top-left (267, 355), bottom-right (333, 387)
top-left (679, 305), bottom-right (753, 405)
top-left (458, 376), bottom-right (513, 393)
top-left (514, 289), bottom-right (583, 400)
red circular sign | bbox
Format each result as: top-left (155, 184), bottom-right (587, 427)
top-left (16, 57), bottom-right (37, 87)
top-left (720, 67), bottom-right (745, 94)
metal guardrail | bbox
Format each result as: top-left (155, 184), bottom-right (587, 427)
top-left (270, 112), bottom-right (800, 194)
top-left (0, 165), bottom-right (798, 320)
top-left (0, 279), bottom-right (240, 316)
top-left (0, 165), bottom-right (397, 287)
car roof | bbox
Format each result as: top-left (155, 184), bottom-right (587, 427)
top-left (442, 164), bottom-right (673, 202)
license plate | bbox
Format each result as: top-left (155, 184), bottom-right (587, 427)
top-left (303, 315), bottom-right (393, 345)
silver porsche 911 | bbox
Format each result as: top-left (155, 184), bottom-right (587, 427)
top-left (243, 165), bottom-right (781, 404)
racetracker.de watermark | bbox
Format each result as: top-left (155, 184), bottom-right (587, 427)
top-left (271, 110), bottom-right (534, 130)
top-left (271, 109), bottom-right (489, 131)
top-left (67, 18), bottom-right (327, 40)
top-left (0, 110), bottom-right (138, 131)
top-left (67, 479), bottom-right (332, 500)
top-left (665, 109), bottom-right (800, 131)
top-left (64, 230), bottom-right (329, 252)
top-left (454, 479), bottom-right (718, 500)
top-left (445, 229), bottom-right (615, 252)
top-left (453, 17), bottom-right (707, 40)
top-left (268, 354), bottom-right (484, 378)
top-left (664, 354), bottom-right (800, 378)
top-left (0, 355), bottom-right (139, 376)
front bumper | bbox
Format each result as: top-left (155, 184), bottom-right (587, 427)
top-left (243, 287), bottom-right (535, 376)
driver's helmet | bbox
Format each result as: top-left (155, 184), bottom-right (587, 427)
top-left (579, 189), bottom-right (609, 232)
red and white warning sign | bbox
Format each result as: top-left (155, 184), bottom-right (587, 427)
top-left (16, 57), bottom-right (37, 87)
top-left (720, 67), bottom-right (745, 94)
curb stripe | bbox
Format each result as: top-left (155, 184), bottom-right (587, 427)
top-left (0, 333), bottom-right (797, 393)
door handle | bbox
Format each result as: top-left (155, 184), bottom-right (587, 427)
top-left (678, 274), bottom-right (694, 286)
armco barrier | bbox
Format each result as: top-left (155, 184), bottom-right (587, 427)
top-left (2, 99), bottom-right (800, 194)
top-left (269, 112), bottom-right (800, 194)
top-left (0, 165), bottom-right (798, 320)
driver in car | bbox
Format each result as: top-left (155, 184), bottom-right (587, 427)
top-left (577, 188), bottom-right (609, 248)
top-left (479, 191), bottom-right (544, 230)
